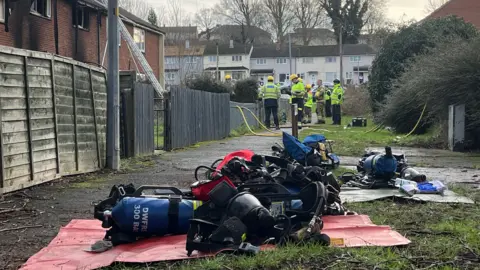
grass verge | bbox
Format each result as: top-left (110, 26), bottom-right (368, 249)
top-left (104, 173), bottom-right (480, 270)
top-left (299, 116), bottom-right (454, 156)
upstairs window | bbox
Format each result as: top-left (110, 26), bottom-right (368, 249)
top-left (134, 27), bottom-right (146, 53)
top-left (0, 0), bottom-right (5, 22)
top-left (276, 58), bottom-right (287, 64)
top-left (209, 56), bottom-right (217, 62)
top-left (350, 56), bottom-right (361, 63)
top-left (75, 7), bottom-right (90, 30)
top-left (325, 57), bottom-right (336, 63)
top-left (185, 56), bottom-right (197, 63)
top-left (31, 0), bottom-right (51, 18)
top-left (165, 57), bottom-right (178, 64)
top-left (256, 59), bottom-right (267, 65)
top-left (302, 58), bottom-right (314, 64)
top-left (232, 55), bottom-right (242, 62)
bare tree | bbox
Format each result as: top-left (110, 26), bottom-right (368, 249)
top-left (293, 0), bottom-right (327, 46)
top-left (163, 0), bottom-right (192, 26)
top-left (195, 8), bottom-right (218, 40)
top-left (424, 0), bottom-right (449, 14)
top-left (214, 0), bottom-right (266, 29)
top-left (264, 0), bottom-right (295, 44)
top-left (118, 0), bottom-right (165, 25)
top-left (118, 0), bottom-right (151, 19)
top-left (363, 0), bottom-right (388, 36)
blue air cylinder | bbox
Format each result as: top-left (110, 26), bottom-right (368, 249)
top-left (110, 197), bottom-right (201, 236)
top-left (363, 146), bottom-right (397, 178)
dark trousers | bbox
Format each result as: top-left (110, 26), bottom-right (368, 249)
top-left (332, 104), bottom-right (342, 125)
top-left (291, 98), bottom-right (304, 123)
top-left (265, 106), bottom-right (279, 128)
top-left (325, 99), bottom-right (332, 117)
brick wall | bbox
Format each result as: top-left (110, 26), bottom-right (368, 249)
top-left (428, 0), bottom-right (480, 29)
top-left (0, 0), bottom-right (161, 79)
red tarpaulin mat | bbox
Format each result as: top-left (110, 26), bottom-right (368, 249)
top-left (21, 215), bottom-right (410, 270)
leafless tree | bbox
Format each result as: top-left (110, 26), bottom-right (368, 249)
top-left (214, 0), bottom-right (266, 28)
top-left (264, 0), bottom-right (295, 44)
top-left (293, 0), bottom-right (327, 46)
top-left (118, 0), bottom-right (151, 19)
top-left (162, 0), bottom-right (192, 26)
top-left (424, 0), bottom-right (449, 14)
top-left (195, 8), bottom-right (218, 40)
top-left (118, 0), bottom-right (165, 25)
top-left (364, 0), bottom-right (388, 36)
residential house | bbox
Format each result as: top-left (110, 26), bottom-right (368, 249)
top-left (286, 28), bottom-right (337, 46)
top-left (159, 26), bottom-right (198, 45)
top-left (424, 0), bottom-right (480, 29)
top-left (165, 41), bottom-right (205, 86)
top-left (203, 41), bottom-right (253, 82)
top-left (199, 24), bottom-right (272, 45)
top-left (0, 0), bottom-right (165, 85)
top-left (250, 45), bottom-right (297, 84)
top-left (250, 44), bottom-right (376, 85)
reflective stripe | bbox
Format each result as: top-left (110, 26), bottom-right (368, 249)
top-left (193, 200), bottom-right (203, 210)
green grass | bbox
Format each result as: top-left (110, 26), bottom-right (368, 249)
top-left (106, 181), bottom-right (480, 270)
top-left (154, 124), bottom-right (164, 149)
top-left (299, 116), bottom-right (447, 156)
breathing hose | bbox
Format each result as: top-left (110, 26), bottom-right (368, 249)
top-left (235, 105), bottom-right (282, 137)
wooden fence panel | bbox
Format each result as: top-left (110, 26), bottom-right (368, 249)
top-left (0, 52), bottom-right (31, 190)
top-left (74, 66), bottom-right (98, 172)
top-left (167, 87), bottom-right (230, 150)
top-left (0, 46), bottom-right (107, 194)
top-left (54, 62), bottom-right (77, 174)
top-left (27, 57), bottom-right (57, 185)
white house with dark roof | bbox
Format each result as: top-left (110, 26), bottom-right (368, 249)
top-left (203, 41), bottom-right (253, 82)
top-left (250, 44), bottom-right (376, 85)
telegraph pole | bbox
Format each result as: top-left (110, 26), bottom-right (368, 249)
top-left (216, 42), bottom-right (219, 81)
top-left (107, 0), bottom-right (120, 170)
top-left (288, 33), bottom-right (292, 79)
top-left (339, 25), bottom-right (344, 85)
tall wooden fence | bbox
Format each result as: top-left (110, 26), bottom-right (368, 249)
top-left (119, 71), bottom-right (155, 157)
top-left (0, 46), bottom-right (107, 194)
top-left (165, 86), bottom-right (230, 150)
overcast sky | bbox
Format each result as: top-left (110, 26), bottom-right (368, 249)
top-left (145, 0), bottom-right (429, 23)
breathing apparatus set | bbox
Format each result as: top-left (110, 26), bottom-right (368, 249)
top-left (93, 147), bottom-right (347, 256)
top-left (272, 133), bottom-right (340, 170)
top-left (340, 146), bottom-right (427, 189)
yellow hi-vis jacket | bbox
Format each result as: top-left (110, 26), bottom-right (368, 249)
top-left (291, 82), bottom-right (305, 98)
top-left (259, 82), bottom-right (280, 100)
top-left (331, 84), bottom-right (344, 105)
top-left (305, 91), bottom-right (313, 108)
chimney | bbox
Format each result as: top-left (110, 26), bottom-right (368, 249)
top-left (185, 40), bottom-right (190, 49)
top-left (229, 39), bottom-right (234, 49)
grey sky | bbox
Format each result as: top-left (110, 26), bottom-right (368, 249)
top-left (146, 0), bottom-right (429, 22)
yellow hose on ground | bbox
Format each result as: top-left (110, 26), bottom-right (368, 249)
top-left (404, 102), bottom-right (428, 138)
top-left (235, 106), bottom-right (282, 137)
top-left (236, 105), bottom-right (278, 134)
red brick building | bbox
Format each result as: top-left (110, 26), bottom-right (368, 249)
top-left (425, 0), bottom-right (480, 29)
top-left (0, 0), bottom-right (165, 84)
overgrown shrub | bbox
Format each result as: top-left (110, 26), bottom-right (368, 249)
top-left (368, 16), bottom-right (478, 113)
top-left (185, 74), bottom-right (230, 94)
top-left (342, 85), bottom-right (371, 117)
top-left (231, 78), bottom-right (259, 103)
top-left (379, 37), bottom-right (480, 148)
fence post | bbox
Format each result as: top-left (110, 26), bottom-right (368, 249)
top-left (291, 103), bottom-right (298, 138)
top-left (163, 95), bottom-right (171, 151)
top-left (72, 64), bottom-right (79, 172)
top-left (0, 85), bottom-right (4, 189)
top-left (50, 59), bottom-right (60, 174)
top-left (89, 69), bottom-right (101, 168)
top-left (23, 56), bottom-right (35, 181)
